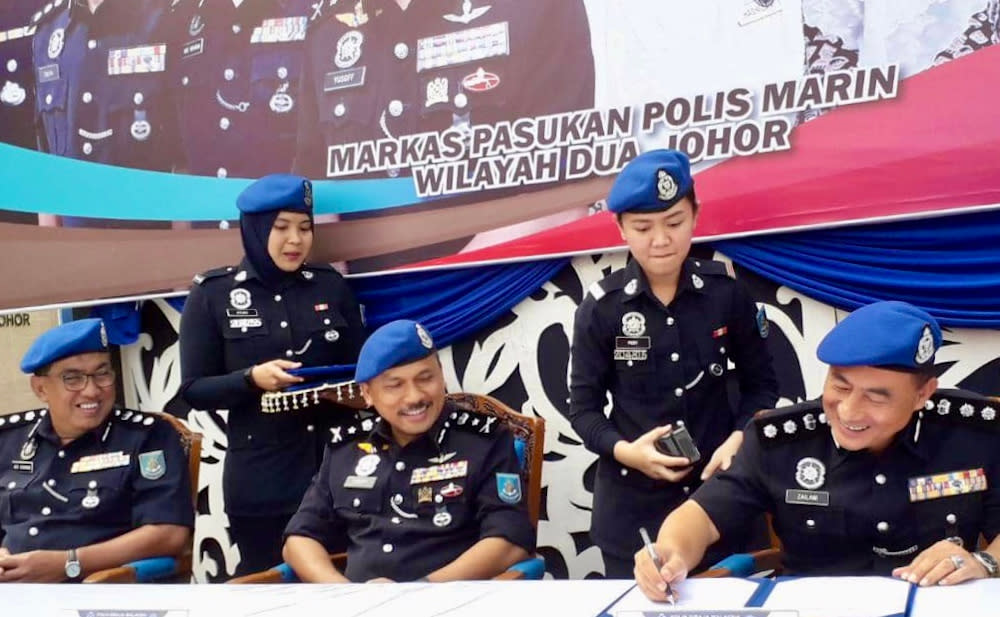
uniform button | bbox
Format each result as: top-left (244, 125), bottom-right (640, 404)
top-left (719, 347), bottom-right (726, 354)
top-left (45, 93), bottom-right (53, 105)
top-left (352, 498), bottom-right (360, 507)
top-left (435, 494), bottom-right (443, 504)
top-left (88, 480), bottom-right (97, 489)
top-left (82, 91), bottom-right (92, 103)
top-left (277, 66), bottom-right (288, 79)
top-left (393, 493), bottom-right (403, 505)
top-left (454, 93), bottom-right (467, 108)
top-left (232, 24), bottom-right (241, 34)
top-left (82, 142), bottom-right (93, 155)
top-left (395, 461), bottom-right (405, 472)
top-left (619, 468), bottom-right (628, 477)
top-left (877, 521), bottom-right (889, 533)
top-left (306, 424), bottom-right (315, 432)
top-left (666, 317), bottom-right (675, 326)
top-left (806, 519), bottom-right (816, 528)
top-left (6, 481), bottom-right (15, 489)
top-left (274, 295), bottom-right (282, 302)
top-left (133, 92), bottom-right (144, 105)
top-left (946, 513), bottom-right (957, 524)
top-left (285, 350), bottom-right (293, 357)
top-left (28, 527), bottom-right (38, 536)
top-left (334, 103), bottom-right (346, 117)
top-left (224, 68), bottom-right (235, 81)
top-left (6, 59), bottom-right (16, 72)
top-left (280, 321), bottom-right (288, 328)
top-left (47, 479), bottom-right (56, 487)
top-left (391, 516), bottom-right (401, 524)
top-left (87, 39), bottom-right (97, 50)
top-left (217, 168), bottom-right (228, 178)
top-left (875, 474), bottom-right (886, 485)
top-left (42, 507), bottom-right (51, 516)
top-left (181, 76), bottom-right (190, 86)
top-left (388, 100), bottom-right (403, 117)
top-left (394, 42), bottom-right (408, 59)
top-left (58, 450), bottom-right (65, 458)
top-left (674, 388), bottom-right (684, 397)
top-left (682, 486), bottom-right (690, 494)
top-left (670, 352), bottom-right (680, 362)
top-left (323, 318), bottom-right (331, 325)
top-left (382, 543), bottom-right (393, 553)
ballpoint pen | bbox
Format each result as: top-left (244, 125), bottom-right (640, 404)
top-left (639, 526), bottom-right (676, 605)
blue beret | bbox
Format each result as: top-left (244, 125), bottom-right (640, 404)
top-left (817, 301), bottom-right (942, 369)
top-left (21, 318), bottom-right (109, 374)
top-left (237, 174), bottom-right (313, 214)
top-left (354, 320), bottom-right (436, 383)
top-left (607, 149), bottom-right (694, 214)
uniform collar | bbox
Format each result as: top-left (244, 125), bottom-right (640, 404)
top-left (233, 258), bottom-right (314, 287)
top-left (621, 257), bottom-right (705, 304)
top-left (370, 400), bottom-right (454, 452)
top-left (825, 411), bottom-right (928, 469)
top-left (34, 409), bottom-right (114, 448)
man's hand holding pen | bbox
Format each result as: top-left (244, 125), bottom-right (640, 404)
top-left (636, 527), bottom-right (682, 604)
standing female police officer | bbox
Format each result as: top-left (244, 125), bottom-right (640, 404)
top-left (179, 174), bottom-right (366, 577)
top-left (565, 149), bottom-right (778, 578)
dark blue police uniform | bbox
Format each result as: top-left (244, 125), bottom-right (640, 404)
top-left (0, 407), bottom-right (194, 554)
top-left (31, 0), bottom-right (180, 170)
top-left (178, 174), bottom-right (366, 576)
top-left (167, 0), bottom-right (312, 179)
top-left (0, 0), bottom-right (42, 150)
top-left (565, 149), bottom-right (778, 575)
top-left (285, 400), bottom-right (535, 582)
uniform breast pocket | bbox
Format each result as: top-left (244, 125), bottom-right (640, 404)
top-left (914, 493), bottom-right (983, 545)
top-left (35, 74), bottom-right (70, 155)
top-left (614, 357), bottom-right (660, 401)
top-left (778, 505), bottom-right (848, 556)
top-left (106, 76), bottom-right (170, 169)
top-left (334, 486), bottom-right (384, 519)
top-left (250, 51), bottom-right (301, 129)
top-left (65, 468), bottom-right (129, 522)
top-left (412, 479), bottom-right (471, 522)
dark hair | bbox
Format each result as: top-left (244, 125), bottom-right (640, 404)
top-left (614, 188), bottom-right (699, 224)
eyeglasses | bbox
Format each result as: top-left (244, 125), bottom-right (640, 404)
top-left (57, 369), bottom-right (116, 392)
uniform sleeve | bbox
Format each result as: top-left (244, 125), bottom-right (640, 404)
top-left (283, 445), bottom-right (346, 550)
top-left (690, 422), bottom-right (772, 540)
top-left (727, 281), bottom-right (779, 429)
top-left (566, 296), bottom-right (623, 457)
top-left (178, 282), bottom-right (256, 411)
top-left (130, 420), bottom-right (195, 529)
top-left (473, 431), bottom-right (536, 553)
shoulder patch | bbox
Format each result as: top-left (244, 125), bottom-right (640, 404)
top-left (691, 259), bottom-right (734, 279)
top-left (329, 411), bottom-right (379, 446)
top-left (0, 408), bottom-right (46, 432)
top-left (112, 407), bottom-right (156, 429)
top-left (586, 268), bottom-right (629, 302)
top-left (192, 266), bottom-right (235, 285)
top-left (445, 407), bottom-right (500, 437)
top-left (586, 281), bottom-right (606, 301)
top-left (754, 401), bottom-right (826, 447)
top-left (923, 389), bottom-right (1000, 431)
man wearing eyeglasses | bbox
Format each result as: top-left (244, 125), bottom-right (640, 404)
top-left (0, 318), bottom-right (193, 582)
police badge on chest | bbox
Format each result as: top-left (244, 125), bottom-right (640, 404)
top-left (614, 311), bottom-right (650, 362)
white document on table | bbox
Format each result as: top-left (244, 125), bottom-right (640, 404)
top-left (603, 578), bottom-right (765, 616)
top-left (760, 576), bottom-right (912, 617)
top-left (909, 579), bottom-right (1000, 617)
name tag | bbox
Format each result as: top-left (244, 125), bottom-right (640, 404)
top-left (38, 64), bottom-right (60, 83)
top-left (226, 308), bottom-right (259, 317)
top-left (108, 44), bottom-right (167, 75)
top-left (344, 475), bottom-right (377, 489)
top-left (909, 468), bottom-right (987, 502)
top-left (323, 67), bottom-right (366, 92)
top-left (183, 38), bottom-right (204, 58)
top-left (229, 318), bottom-right (263, 329)
top-left (251, 16), bottom-right (307, 43)
top-left (71, 451), bottom-right (130, 473)
top-left (615, 336), bottom-right (650, 350)
top-left (411, 460), bottom-right (468, 484)
top-left (785, 489), bottom-right (830, 506)
top-left (12, 460), bottom-right (33, 473)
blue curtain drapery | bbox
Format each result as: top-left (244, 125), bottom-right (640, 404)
top-left (713, 209), bottom-right (1000, 328)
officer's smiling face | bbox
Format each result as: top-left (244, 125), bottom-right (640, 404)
top-left (617, 199), bottom-right (697, 281)
top-left (30, 351), bottom-right (116, 442)
top-left (822, 365), bottom-right (937, 454)
top-left (361, 355), bottom-right (447, 447)
top-left (268, 211), bottom-right (313, 272)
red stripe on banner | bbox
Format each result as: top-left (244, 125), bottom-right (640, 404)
top-left (412, 46), bottom-right (1000, 270)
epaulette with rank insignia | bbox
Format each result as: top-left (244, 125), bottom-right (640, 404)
top-left (754, 401), bottom-right (827, 447)
top-left (0, 408), bottom-right (46, 432)
top-left (112, 407), bottom-right (158, 429)
top-left (586, 268), bottom-right (629, 302)
top-left (192, 266), bottom-right (236, 285)
top-left (445, 407), bottom-right (500, 437)
top-left (690, 258), bottom-right (735, 279)
top-left (328, 411), bottom-right (380, 446)
top-left (922, 389), bottom-right (1000, 431)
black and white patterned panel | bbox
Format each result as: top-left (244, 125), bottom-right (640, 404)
top-left (119, 252), bottom-right (1000, 581)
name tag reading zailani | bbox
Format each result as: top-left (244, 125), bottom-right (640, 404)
top-left (71, 451), bottom-right (130, 473)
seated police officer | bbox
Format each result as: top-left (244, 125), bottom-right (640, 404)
top-left (0, 319), bottom-right (193, 582)
top-left (634, 301), bottom-right (1000, 600)
top-left (283, 319), bottom-right (534, 582)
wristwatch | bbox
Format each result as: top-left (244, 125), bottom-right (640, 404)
top-left (972, 551), bottom-right (1000, 578)
top-left (64, 548), bottom-right (81, 580)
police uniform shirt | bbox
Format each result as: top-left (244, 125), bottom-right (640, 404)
top-left (285, 401), bottom-right (535, 582)
top-left (0, 407), bottom-right (193, 554)
top-left (693, 390), bottom-right (1000, 576)
top-left (31, 0), bottom-right (180, 170)
top-left (0, 0), bottom-right (41, 149)
top-left (168, 0), bottom-right (312, 179)
top-left (178, 258), bottom-right (366, 515)
top-left (567, 256), bottom-right (778, 556)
